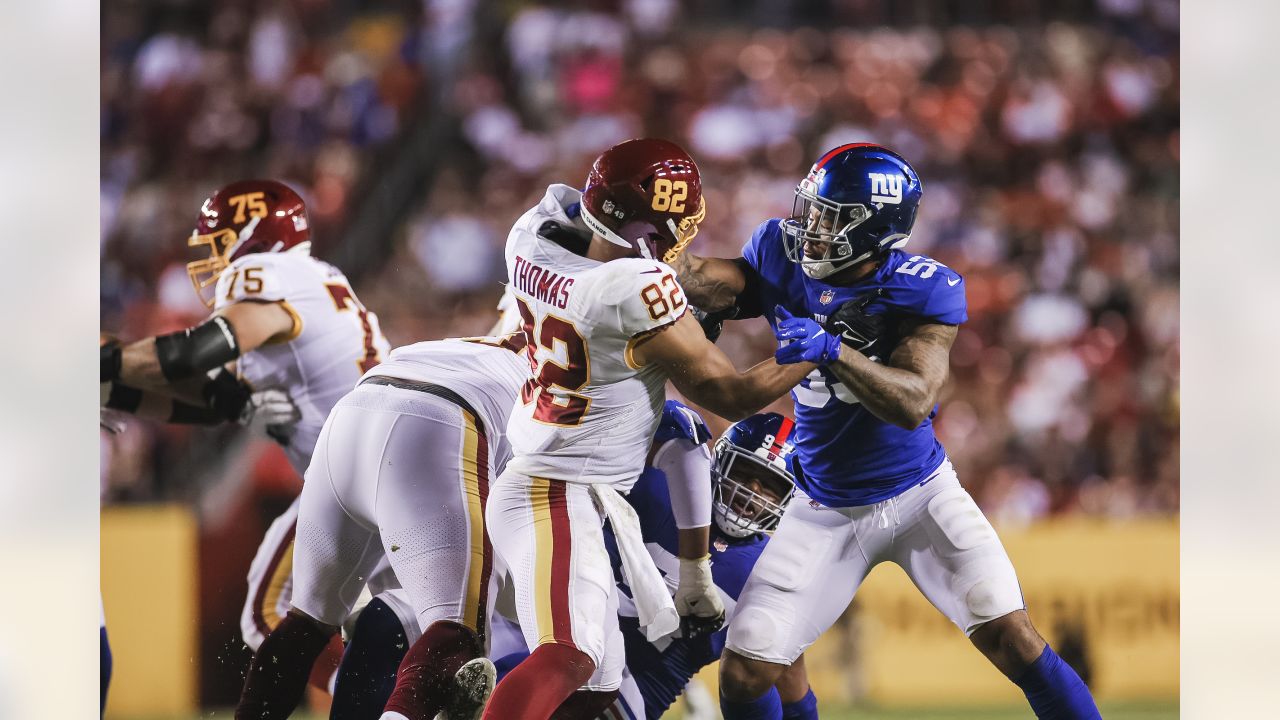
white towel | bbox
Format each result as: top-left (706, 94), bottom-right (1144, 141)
top-left (590, 484), bottom-right (679, 641)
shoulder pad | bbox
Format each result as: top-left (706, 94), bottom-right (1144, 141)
top-left (594, 258), bottom-right (687, 336)
top-left (654, 400), bottom-right (711, 446)
top-left (213, 253), bottom-right (293, 308)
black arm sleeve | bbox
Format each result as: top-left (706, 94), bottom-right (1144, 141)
top-left (728, 257), bottom-right (765, 320)
top-left (154, 316), bottom-right (241, 381)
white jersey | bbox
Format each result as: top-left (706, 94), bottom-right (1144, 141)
top-left (213, 247), bottom-right (390, 474)
top-left (361, 338), bottom-right (530, 473)
top-left (502, 184), bottom-right (688, 489)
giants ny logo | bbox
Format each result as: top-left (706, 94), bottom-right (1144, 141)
top-left (868, 172), bottom-right (904, 204)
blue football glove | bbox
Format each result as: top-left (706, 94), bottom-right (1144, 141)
top-left (774, 305), bottom-right (842, 365)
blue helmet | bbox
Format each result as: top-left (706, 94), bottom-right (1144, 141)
top-left (711, 413), bottom-right (798, 538)
top-left (781, 143), bottom-right (923, 279)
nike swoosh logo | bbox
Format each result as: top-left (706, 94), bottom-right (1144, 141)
top-left (947, 277), bottom-right (961, 286)
top-left (641, 268), bottom-right (664, 275)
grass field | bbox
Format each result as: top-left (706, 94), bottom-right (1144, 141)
top-left (116, 701), bottom-right (1179, 719)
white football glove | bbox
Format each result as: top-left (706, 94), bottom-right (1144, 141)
top-left (239, 388), bottom-right (301, 443)
top-left (673, 554), bottom-right (725, 639)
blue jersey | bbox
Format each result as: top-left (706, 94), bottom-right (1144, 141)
top-left (741, 219), bottom-right (965, 507)
top-left (604, 402), bottom-right (768, 720)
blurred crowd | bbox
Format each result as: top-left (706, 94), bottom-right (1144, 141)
top-left (101, 0), bottom-right (1179, 521)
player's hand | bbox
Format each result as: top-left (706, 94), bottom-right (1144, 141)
top-left (774, 306), bottom-right (841, 365)
top-left (686, 303), bottom-right (727, 343)
top-left (239, 388), bottom-right (301, 443)
top-left (826, 291), bottom-right (887, 359)
top-left (674, 555), bottom-right (726, 639)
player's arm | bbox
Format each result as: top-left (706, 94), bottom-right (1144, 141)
top-left (826, 319), bottom-right (957, 430)
top-left (772, 297), bottom-right (957, 430)
top-left (101, 381), bottom-right (229, 425)
top-left (670, 252), bottom-right (754, 314)
top-left (634, 313), bottom-right (814, 422)
top-left (649, 437), bottom-right (713, 560)
top-left (102, 300), bottom-right (296, 389)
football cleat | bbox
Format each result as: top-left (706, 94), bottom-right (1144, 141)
top-left (438, 656), bottom-right (496, 720)
top-left (186, 179), bottom-right (311, 307)
top-left (781, 143), bottom-right (923, 279)
top-left (712, 413), bottom-right (799, 538)
top-left (580, 137), bottom-right (706, 265)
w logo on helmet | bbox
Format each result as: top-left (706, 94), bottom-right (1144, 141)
top-left (868, 172), bottom-right (904, 204)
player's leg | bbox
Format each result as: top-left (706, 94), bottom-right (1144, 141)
top-left (775, 654), bottom-right (818, 720)
top-left (100, 596), bottom-right (111, 718)
top-left (369, 395), bottom-right (494, 720)
top-left (891, 464), bottom-right (1101, 719)
top-left (330, 592), bottom-right (412, 720)
top-left (721, 495), bottom-right (877, 719)
top-left (550, 570), bottom-right (625, 718)
top-left (482, 476), bottom-right (618, 720)
top-left (236, 404), bottom-right (388, 720)
top-left (239, 496), bottom-right (302, 653)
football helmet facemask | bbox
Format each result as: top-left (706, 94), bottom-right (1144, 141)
top-left (781, 143), bottom-right (922, 279)
top-left (712, 413), bottom-right (798, 538)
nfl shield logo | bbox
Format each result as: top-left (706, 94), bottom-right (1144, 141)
top-left (819, 289), bottom-right (835, 305)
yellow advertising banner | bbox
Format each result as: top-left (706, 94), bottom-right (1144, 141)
top-left (101, 505), bottom-right (199, 718)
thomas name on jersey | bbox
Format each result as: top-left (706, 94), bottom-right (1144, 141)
top-left (512, 255), bottom-right (575, 309)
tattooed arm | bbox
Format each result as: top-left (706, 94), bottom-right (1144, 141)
top-left (824, 320), bottom-right (958, 430)
top-left (671, 252), bottom-right (753, 313)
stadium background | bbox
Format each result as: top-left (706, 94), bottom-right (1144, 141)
top-left (98, 0), bottom-right (1179, 717)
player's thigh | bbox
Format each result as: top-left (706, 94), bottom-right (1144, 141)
top-left (726, 494), bottom-right (872, 665)
top-left (892, 465), bottom-right (1025, 636)
top-left (291, 403), bottom-right (388, 627)
top-left (240, 496), bottom-right (302, 650)
top-left (372, 396), bottom-right (494, 635)
top-left (487, 473), bottom-right (617, 674)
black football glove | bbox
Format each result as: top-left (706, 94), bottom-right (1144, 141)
top-left (825, 290), bottom-right (889, 359)
top-left (688, 305), bottom-right (737, 344)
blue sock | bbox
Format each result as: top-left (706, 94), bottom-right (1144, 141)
top-left (1013, 645), bottom-right (1102, 720)
top-left (330, 598), bottom-right (409, 720)
top-left (494, 650), bottom-right (530, 684)
top-left (100, 626), bottom-right (112, 717)
top-left (720, 687), bottom-right (782, 720)
top-left (781, 688), bottom-right (818, 720)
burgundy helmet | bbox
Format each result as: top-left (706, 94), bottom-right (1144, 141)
top-left (186, 180), bottom-right (311, 307)
top-left (580, 138), bottom-right (706, 264)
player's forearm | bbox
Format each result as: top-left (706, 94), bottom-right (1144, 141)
top-left (696, 360), bottom-right (812, 421)
top-left (103, 382), bottom-right (225, 425)
top-left (117, 338), bottom-right (168, 387)
top-left (826, 346), bottom-right (936, 429)
top-left (676, 526), bottom-right (711, 561)
top-left (672, 252), bottom-right (743, 313)
top-left (108, 316), bottom-right (243, 387)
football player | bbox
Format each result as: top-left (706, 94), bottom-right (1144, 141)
top-left (494, 402), bottom-right (820, 720)
top-left (234, 334), bottom-right (530, 720)
top-left (481, 138), bottom-right (814, 720)
top-left (100, 180), bottom-right (391, 693)
top-left (672, 144), bottom-right (1103, 719)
